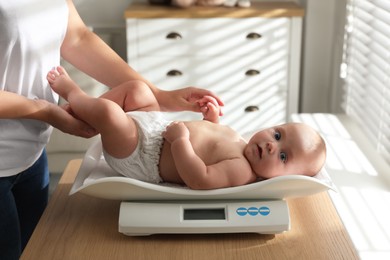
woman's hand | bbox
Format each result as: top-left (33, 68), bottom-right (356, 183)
top-left (46, 101), bottom-right (97, 138)
top-left (154, 87), bottom-right (224, 114)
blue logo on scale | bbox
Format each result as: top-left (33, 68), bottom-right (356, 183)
top-left (236, 206), bottom-right (270, 216)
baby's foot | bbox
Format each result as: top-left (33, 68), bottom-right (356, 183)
top-left (47, 66), bottom-right (79, 100)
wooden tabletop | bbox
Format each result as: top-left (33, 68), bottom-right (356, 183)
top-left (124, 2), bottom-right (304, 19)
top-left (21, 159), bottom-right (358, 260)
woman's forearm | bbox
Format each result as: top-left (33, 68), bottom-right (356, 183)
top-left (0, 90), bottom-right (49, 120)
top-left (62, 1), bottom-right (154, 89)
top-left (0, 90), bottom-right (96, 138)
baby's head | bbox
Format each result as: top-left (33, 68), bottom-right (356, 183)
top-left (244, 122), bottom-right (326, 179)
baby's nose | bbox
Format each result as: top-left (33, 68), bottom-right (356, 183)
top-left (266, 142), bottom-right (277, 154)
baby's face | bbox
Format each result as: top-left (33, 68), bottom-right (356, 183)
top-left (244, 123), bottom-right (323, 179)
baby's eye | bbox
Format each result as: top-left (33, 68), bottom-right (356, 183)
top-left (274, 130), bottom-right (281, 141)
top-left (280, 152), bottom-right (287, 163)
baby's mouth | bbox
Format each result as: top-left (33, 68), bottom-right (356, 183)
top-left (257, 145), bottom-right (263, 159)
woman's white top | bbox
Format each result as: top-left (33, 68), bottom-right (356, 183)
top-left (0, 0), bottom-right (68, 176)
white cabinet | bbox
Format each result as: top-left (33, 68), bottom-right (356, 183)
top-left (125, 3), bottom-right (303, 134)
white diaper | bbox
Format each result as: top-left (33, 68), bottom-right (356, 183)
top-left (103, 111), bottom-right (171, 184)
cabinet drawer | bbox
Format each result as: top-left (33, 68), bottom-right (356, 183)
top-left (219, 90), bottom-right (287, 133)
top-left (131, 18), bottom-right (290, 57)
top-left (135, 55), bottom-right (288, 93)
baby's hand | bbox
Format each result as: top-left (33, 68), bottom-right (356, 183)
top-left (162, 121), bottom-right (190, 143)
top-left (197, 95), bottom-right (221, 123)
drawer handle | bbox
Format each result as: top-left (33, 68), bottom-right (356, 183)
top-left (167, 70), bottom-right (183, 76)
top-left (246, 32), bottom-right (262, 39)
top-left (245, 69), bottom-right (260, 76)
top-left (244, 105), bottom-right (260, 112)
top-left (166, 32), bottom-right (182, 40)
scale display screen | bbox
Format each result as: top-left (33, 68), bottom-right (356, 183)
top-left (183, 208), bottom-right (226, 220)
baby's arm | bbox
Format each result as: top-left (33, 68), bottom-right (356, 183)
top-left (162, 122), bottom-right (254, 189)
top-left (197, 96), bottom-right (222, 123)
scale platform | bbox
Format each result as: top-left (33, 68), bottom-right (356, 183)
top-left (70, 136), bottom-right (335, 236)
top-left (119, 200), bottom-right (289, 236)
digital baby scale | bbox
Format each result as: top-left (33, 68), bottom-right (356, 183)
top-left (70, 137), bottom-right (335, 236)
top-left (118, 200), bottom-right (289, 236)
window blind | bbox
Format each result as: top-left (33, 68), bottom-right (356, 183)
top-left (340, 0), bottom-right (390, 165)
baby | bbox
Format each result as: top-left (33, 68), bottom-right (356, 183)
top-left (47, 66), bottom-right (326, 190)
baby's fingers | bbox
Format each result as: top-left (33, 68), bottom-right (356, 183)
top-left (197, 95), bottom-right (218, 107)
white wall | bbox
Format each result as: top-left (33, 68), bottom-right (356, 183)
top-left (298, 0), bottom-right (335, 112)
top-left (74, 0), bottom-right (346, 113)
top-left (298, 0), bottom-right (346, 113)
top-left (74, 0), bottom-right (134, 27)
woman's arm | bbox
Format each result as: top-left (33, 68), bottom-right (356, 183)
top-left (0, 90), bottom-right (46, 119)
top-left (0, 90), bottom-right (96, 138)
top-left (62, 0), bottom-right (224, 112)
top-left (61, 0), bottom-right (134, 88)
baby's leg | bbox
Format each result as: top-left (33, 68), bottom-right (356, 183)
top-left (47, 66), bottom-right (139, 159)
top-left (100, 80), bottom-right (160, 112)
